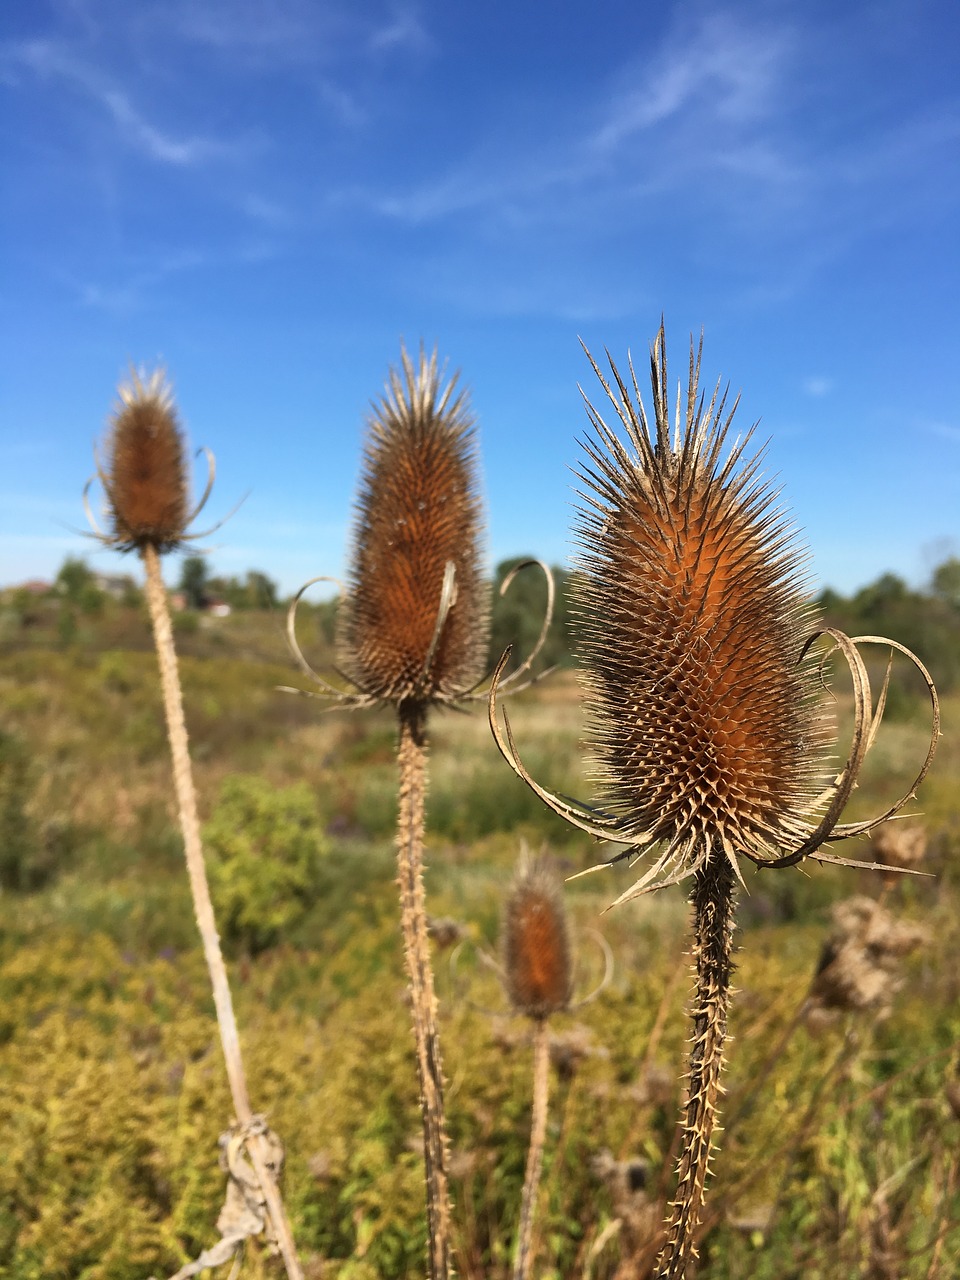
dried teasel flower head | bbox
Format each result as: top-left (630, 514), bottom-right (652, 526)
top-left (85, 366), bottom-right (221, 556)
top-left (338, 343), bottom-right (490, 706)
top-left (502, 851), bottom-right (574, 1020)
top-left (489, 323), bottom-right (939, 904)
top-left (102, 368), bottom-right (188, 551)
top-left (871, 820), bottom-right (928, 885)
top-left (572, 330), bottom-right (828, 886)
top-left (808, 896), bottom-right (928, 1015)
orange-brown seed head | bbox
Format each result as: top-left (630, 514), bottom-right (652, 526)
top-left (503, 855), bottom-right (573, 1019)
top-left (104, 368), bottom-right (188, 553)
top-left (340, 344), bottom-right (490, 705)
top-left (574, 328), bottom-right (830, 875)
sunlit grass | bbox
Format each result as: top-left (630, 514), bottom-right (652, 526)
top-left (0, 615), bottom-right (957, 1277)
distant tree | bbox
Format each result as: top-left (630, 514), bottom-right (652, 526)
top-left (931, 558), bottom-right (960, 611)
top-left (178, 555), bottom-right (209, 609)
top-left (204, 570), bottom-right (278, 610)
top-left (851, 572), bottom-right (909, 621)
top-left (820, 564), bottom-right (960, 697)
top-left (55, 557), bottom-right (103, 613)
top-left (245, 570), bottom-right (277, 611)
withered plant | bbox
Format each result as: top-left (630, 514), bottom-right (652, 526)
top-left (870, 819), bottom-right (929, 891)
top-left (285, 344), bottom-right (554, 1280)
top-left (503, 852), bottom-right (574, 1280)
top-left (808, 895), bottom-right (928, 1018)
top-left (489, 325), bottom-right (939, 1278)
top-left (85, 368), bottom-right (303, 1280)
top-left (449, 844), bottom-right (612, 1280)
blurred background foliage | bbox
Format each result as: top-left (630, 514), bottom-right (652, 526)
top-left (0, 554), bottom-right (958, 1276)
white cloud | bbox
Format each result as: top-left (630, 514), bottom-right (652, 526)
top-left (356, 7), bottom-right (805, 237)
top-left (590, 10), bottom-right (793, 152)
top-left (6, 38), bottom-right (238, 166)
top-left (803, 376), bottom-right (834, 397)
top-left (369, 4), bottom-right (434, 57)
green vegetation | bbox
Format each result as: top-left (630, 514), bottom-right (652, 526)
top-left (205, 775), bottom-right (332, 956)
top-left (0, 564), bottom-right (958, 1277)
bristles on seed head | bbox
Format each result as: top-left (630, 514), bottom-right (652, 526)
top-left (104, 367), bottom-right (188, 552)
top-left (573, 326), bottom-right (831, 877)
top-left (502, 853), bottom-right (573, 1019)
top-left (339, 343), bottom-right (490, 704)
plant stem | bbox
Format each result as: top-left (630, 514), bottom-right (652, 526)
top-left (514, 1017), bottom-right (551, 1280)
top-left (396, 701), bottom-right (452, 1280)
top-left (655, 855), bottom-right (737, 1280)
top-left (141, 544), bottom-right (304, 1280)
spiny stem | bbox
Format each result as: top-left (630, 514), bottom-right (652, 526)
top-left (513, 1017), bottom-right (551, 1280)
top-left (397, 702), bottom-right (452, 1280)
top-left (141, 544), bottom-right (304, 1280)
top-left (655, 856), bottom-right (736, 1279)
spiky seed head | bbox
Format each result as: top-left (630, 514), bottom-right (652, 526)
top-left (339, 343), bottom-right (490, 705)
top-left (502, 853), bottom-right (573, 1019)
top-left (870, 821), bottom-right (927, 877)
top-left (809, 896), bottom-right (927, 1013)
top-left (573, 327), bottom-right (831, 882)
top-left (103, 368), bottom-right (188, 552)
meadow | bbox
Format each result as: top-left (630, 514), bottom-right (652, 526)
top-left (1, 590), bottom-right (959, 1279)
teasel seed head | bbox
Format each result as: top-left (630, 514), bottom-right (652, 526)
top-left (502, 853), bottom-right (573, 1020)
top-left (809, 896), bottom-right (927, 1015)
top-left (573, 328), bottom-right (831, 888)
top-left (339, 343), bottom-right (491, 706)
top-left (870, 820), bottom-right (928, 886)
top-left (488, 323), bottom-right (939, 905)
top-left (102, 367), bottom-right (189, 553)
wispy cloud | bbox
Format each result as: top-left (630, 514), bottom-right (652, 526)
top-left (358, 7), bottom-right (806, 234)
top-left (369, 4), bottom-right (435, 57)
top-left (803, 376), bottom-right (834, 397)
top-left (590, 10), bottom-right (792, 151)
top-left (6, 38), bottom-right (238, 165)
top-left (64, 248), bottom-right (208, 314)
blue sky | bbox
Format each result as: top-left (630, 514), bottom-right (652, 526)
top-left (2, 0), bottom-right (958, 597)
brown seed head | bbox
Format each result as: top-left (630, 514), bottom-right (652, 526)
top-left (573, 327), bottom-right (831, 878)
top-left (502, 854), bottom-right (573, 1019)
top-left (103, 368), bottom-right (188, 552)
top-left (809, 895), bottom-right (928, 1014)
top-left (870, 821), bottom-right (928, 875)
top-left (340, 343), bottom-right (490, 705)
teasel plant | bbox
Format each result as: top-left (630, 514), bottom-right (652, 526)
top-left (500, 850), bottom-right (611, 1280)
top-left (84, 368), bottom-right (304, 1280)
top-left (449, 844), bottom-right (612, 1280)
top-left (488, 324), bottom-right (940, 1279)
top-left (283, 343), bottom-right (555, 1280)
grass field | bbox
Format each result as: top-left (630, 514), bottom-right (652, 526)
top-left (1, 599), bottom-right (958, 1278)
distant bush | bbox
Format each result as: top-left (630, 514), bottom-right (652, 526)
top-left (204, 774), bottom-right (330, 954)
top-left (0, 728), bottom-right (50, 892)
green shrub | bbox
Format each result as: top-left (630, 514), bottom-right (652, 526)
top-left (0, 728), bottom-right (51, 892)
top-left (203, 774), bottom-right (330, 954)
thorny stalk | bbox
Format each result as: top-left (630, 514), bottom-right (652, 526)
top-left (397, 702), bottom-right (452, 1280)
top-left (514, 1019), bottom-right (551, 1280)
top-left (142, 544), bottom-right (303, 1280)
top-left (655, 859), bottom-right (736, 1278)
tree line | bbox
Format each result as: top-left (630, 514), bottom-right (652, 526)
top-left (17, 552), bottom-right (960, 693)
